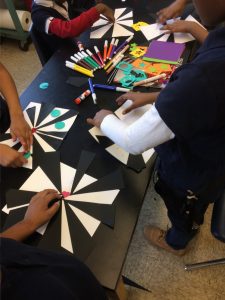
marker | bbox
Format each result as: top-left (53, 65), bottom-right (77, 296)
top-left (109, 39), bottom-right (119, 60)
top-left (48, 195), bottom-right (63, 208)
top-left (94, 46), bottom-right (105, 66)
top-left (106, 54), bottom-right (124, 74)
top-left (81, 51), bottom-right (100, 69)
top-left (76, 53), bottom-right (97, 71)
top-left (133, 73), bottom-right (167, 86)
top-left (74, 89), bottom-right (91, 104)
top-left (88, 78), bottom-right (97, 104)
top-left (65, 61), bottom-right (94, 77)
top-left (114, 35), bottom-right (134, 54)
top-left (78, 52), bottom-right (97, 70)
top-left (70, 56), bottom-right (92, 70)
top-left (104, 44), bottom-right (130, 70)
top-left (107, 38), bottom-right (115, 59)
top-left (86, 49), bottom-right (103, 68)
top-left (103, 40), bottom-right (108, 62)
top-left (77, 41), bottom-right (84, 51)
top-left (93, 84), bottom-right (130, 92)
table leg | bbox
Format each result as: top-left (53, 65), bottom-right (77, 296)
top-left (106, 276), bottom-right (128, 300)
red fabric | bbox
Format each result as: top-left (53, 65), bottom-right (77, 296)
top-left (24, 0), bottom-right (32, 11)
top-left (49, 7), bottom-right (99, 38)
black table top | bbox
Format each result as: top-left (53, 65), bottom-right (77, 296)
top-left (1, 0), bottom-right (196, 291)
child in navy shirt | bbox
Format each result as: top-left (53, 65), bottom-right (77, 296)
top-left (87, 0), bottom-right (225, 256)
top-left (31, 0), bottom-right (114, 63)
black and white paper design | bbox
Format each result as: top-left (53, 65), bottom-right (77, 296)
top-left (0, 102), bottom-right (78, 169)
top-left (2, 151), bottom-right (124, 259)
top-left (90, 7), bottom-right (133, 39)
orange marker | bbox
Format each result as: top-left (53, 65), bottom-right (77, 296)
top-left (107, 38), bottom-right (115, 59)
top-left (103, 40), bottom-right (108, 62)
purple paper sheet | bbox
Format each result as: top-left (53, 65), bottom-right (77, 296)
top-left (144, 40), bottom-right (185, 63)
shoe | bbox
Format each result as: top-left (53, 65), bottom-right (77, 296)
top-left (143, 225), bottom-right (186, 256)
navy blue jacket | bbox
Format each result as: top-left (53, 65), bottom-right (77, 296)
top-left (155, 28), bottom-right (225, 200)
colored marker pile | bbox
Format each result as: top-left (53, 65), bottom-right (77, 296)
top-left (65, 36), bottom-right (134, 77)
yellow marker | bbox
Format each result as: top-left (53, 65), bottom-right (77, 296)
top-left (65, 61), bottom-right (94, 77)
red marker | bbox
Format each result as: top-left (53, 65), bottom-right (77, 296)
top-left (94, 46), bottom-right (105, 66)
top-left (107, 38), bottom-right (115, 59)
top-left (103, 40), bottom-right (108, 62)
top-left (86, 49), bottom-right (102, 68)
top-left (74, 89), bottom-right (91, 104)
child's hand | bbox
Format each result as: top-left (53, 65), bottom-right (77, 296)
top-left (162, 20), bottom-right (194, 34)
top-left (10, 114), bottom-right (33, 152)
top-left (87, 109), bottom-right (113, 128)
top-left (116, 92), bottom-right (157, 115)
top-left (24, 190), bottom-right (61, 231)
top-left (0, 144), bottom-right (27, 167)
top-left (95, 3), bottom-right (115, 23)
top-left (157, 0), bottom-right (187, 24)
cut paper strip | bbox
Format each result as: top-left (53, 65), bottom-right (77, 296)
top-left (3, 151), bottom-right (123, 258)
top-left (88, 100), bottom-right (154, 171)
top-left (143, 148), bottom-right (155, 163)
top-left (0, 102), bottom-right (78, 169)
top-left (91, 7), bottom-right (133, 39)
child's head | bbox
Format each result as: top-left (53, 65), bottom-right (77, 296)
top-left (193, 0), bottom-right (225, 26)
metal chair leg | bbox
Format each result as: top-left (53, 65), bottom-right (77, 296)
top-left (184, 258), bottom-right (225, 271)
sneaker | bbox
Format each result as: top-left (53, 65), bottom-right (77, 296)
top-left (143, 225), bottom-right (186, 256)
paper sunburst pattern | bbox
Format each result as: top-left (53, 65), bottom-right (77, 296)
top-left (0, 102), bottom-right (78, 169)
top-left (90, 7), bottom-right (134, 39)
top-left (2, 151), bottom-right (124, 259)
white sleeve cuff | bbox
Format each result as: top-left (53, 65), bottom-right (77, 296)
top-left (45, 17), bottom-right (53, 34)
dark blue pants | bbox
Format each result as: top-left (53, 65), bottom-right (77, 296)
top-left (154, 176), bottom-right (209, 250)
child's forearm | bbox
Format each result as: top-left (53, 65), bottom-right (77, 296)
top-left (49, 7), bottom-right (99, 38)
top-left (188, 22), bottom-right (209, 44)
top-left (0, 220), bottom-right (36, 242)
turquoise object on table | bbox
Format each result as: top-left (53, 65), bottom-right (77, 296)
top-left (39, 82), bottom-right (49, 89)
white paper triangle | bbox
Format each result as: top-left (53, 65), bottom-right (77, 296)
top-left (90, 23), bottom-right (113, 39)
top-left (157, 33), bottom-right (170, 42)
top-left (73, 174), bottom-right (97, 193)
top-left (114, 7), bottom-right (127, 20)
top-left (61, 201), bottom-right (73, 253)
top-left (33, 132), bottom-right (55, 152)
top-left (117, 11), bottom-right (133, 21)
top-left (142, 148), bottom-right (154, 163)
top-left (92, 17), bottom-right (110, 27)
top-left (106, 144), bottom-right (129, 164)
top-left (60, 163), bottom-right (76, 194)
top-left (66, 189), bottom-right (120, 205)
top-left (20, 166), bottom-right (58, 192)
top-left (68, 204), bottom-right (100, 236)
top-left (112, 23), bottom-right (133, 37)
top-left (117, 20), bottom-right (133, 27)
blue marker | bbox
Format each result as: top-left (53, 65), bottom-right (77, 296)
top-left (93, 84), bottom-right (131, 92)
top-left (88, 78), bottom-right (97, 104)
